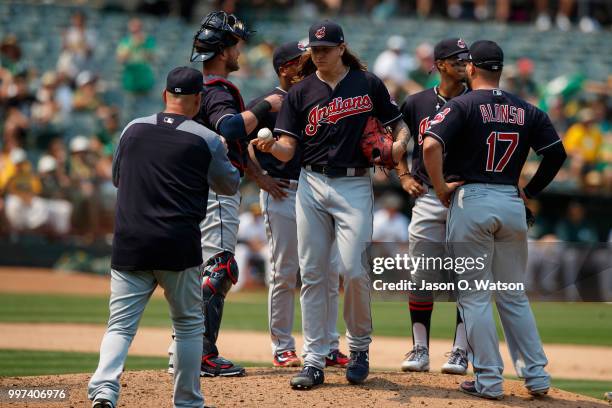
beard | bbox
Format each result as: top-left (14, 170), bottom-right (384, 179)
top-left (227, 58), bottom-right (240, 73)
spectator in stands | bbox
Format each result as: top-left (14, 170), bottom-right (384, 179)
top-left (406, 42), bottom-right (438, 95)
top-left (3, 148), bottom-right (48, 233)
top-left (0, 34), bottom-right (23, 75)
top-left (116, 18), bottom-right (156, 95)
top-left (68, 136), bottom-right (99, 239)
top-left (554, 201), bottom-right (598, 242)
top-left (37, 155), bottom-right (72, 236)
top-left (235, 202), bottom-right (270, 290)
top-left (72, 71), bottom-right (102, 112)
top-left (372, 193), bottom-right (409, 242)
top-left (504, 58), bottom-right (539, 103)
top-left (564, 107), bottom-right (604, 180)
top-left (446, 0), bottom-right (489, 20)
top-left (535, 0), bottom-right (574, 31)
top-left (56, 10), bottom-right (97, 81)
top-left (373, 36), bottom-right (414, 94)
top-left (94, 105), bottom-right (121, 157)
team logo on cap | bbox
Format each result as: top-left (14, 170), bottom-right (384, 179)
top-left (297, 40), bottom-right (308, 51)
top-left (315, 26), bottom-right (326, 39)
top-left (457, 39), bottom-right (466, 48)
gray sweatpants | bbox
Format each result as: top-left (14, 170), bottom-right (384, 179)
top-left (297, 170), bottom-right (373, 370)
top-left (261, 184), bottom-right (340, 355)
top-left (447, 184), bottom-right (550, 397)
top-left (89, 267), bottom-right (204, 408)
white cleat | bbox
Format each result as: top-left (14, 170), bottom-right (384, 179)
top-left (441, 348), bottom-right (468, 375)
top-left (401, 345), bottom-right (430, 372)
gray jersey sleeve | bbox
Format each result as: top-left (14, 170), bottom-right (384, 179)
top-left (207, 136), bottom-right (240, 195)
top-left (177, 119), bottom-right (240, 196)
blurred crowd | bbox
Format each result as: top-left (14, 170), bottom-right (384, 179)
top-left (0, 6), bottom-right (610, 252)
top-left (0, 11), bottom-right (157, 241)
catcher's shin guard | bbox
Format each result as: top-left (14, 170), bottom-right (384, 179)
top-left (201, 251), bottom-right (239, 355)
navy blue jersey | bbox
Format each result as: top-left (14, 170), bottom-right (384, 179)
top-left (424, 89), bottom-right (561, 185)
top-left (111, 113), bottom-right (239, 272)
top-left (246, 87), bottom-right (301, 180)
top-left (400, 86), bottom-right (469, 186)
top-left (197, 76), bottom-right (248, 176)
top-left (274, 68), bottom-right (402, 167)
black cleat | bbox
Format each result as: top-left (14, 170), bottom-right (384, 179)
top-left (92, 398), bottom-right (114, 408)
top-left (290, 366), bottom-right (324, 390)
top-left (346, 350), bottom-right (369, 384)
top-left (460, 380), bottom-right (504, 400)
top-left (201, 354), bottom-right (246, 377)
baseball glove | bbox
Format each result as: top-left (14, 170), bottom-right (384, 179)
top-left (360, 116), bottom-right (395, 169)
top-left (525, 206), bottom-right (535, 229)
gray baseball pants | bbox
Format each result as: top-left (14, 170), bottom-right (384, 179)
top-left (261, 183), bottom-right (340, 356)
top-left (89, 266), bottom-right (204, 408)
top-left (447, 183), bottom-right (550, 398)
top-left (296, 170), bottom-right (373, 370)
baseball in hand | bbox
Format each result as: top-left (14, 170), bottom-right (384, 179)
top-left (257, 127), bottom-right (274, 142)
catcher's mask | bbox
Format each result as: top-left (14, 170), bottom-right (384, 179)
top-left (190, 11), bottom-right (254, 63)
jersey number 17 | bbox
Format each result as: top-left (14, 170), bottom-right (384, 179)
top-left (486, 131), bottom-right (519, 172)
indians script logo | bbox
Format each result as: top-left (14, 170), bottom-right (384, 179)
top-left (457, 38), bottom-right (467, 49)
top-left (315, 27), bottom-right (326, 39)
top-left (305, 95), bottom-right (373, 136)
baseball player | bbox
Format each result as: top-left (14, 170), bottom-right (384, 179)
top-left (253, 20), bottom-right (411, 389)
top-left (88, 67), bottom-right (239, 408)
top-left (423, 40), bottom-right (566, 399)
top-left (167, 11), bottom-right (283, 378)
top-left (399, 38), bottom-right (470, 375)
top-left (246, 41), bottom-right (349, 368)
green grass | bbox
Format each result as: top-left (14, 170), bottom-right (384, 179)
top-left (0, 349), bottom-right (267, 377)
top-left (0, 293), bottom-right (610, 346)
top-left (550, 378), bottom-right (610, 401)
top-left (0, 350), bottom-right (608, 400)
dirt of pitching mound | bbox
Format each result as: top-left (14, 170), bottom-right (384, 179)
top-left (0, 368), bottom-right (608, 408)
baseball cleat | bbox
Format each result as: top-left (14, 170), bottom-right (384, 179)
top-left (92, 398), bottom-right (114, 408)
top-left (325, 349), bottom-right (350, 368)
top-left (441, 348), bottom-right (468, 375)
top-left (346, 350), bottom-right (369, 384)
top-left (401, 345), bottom-right (430, 372)
top-left (290, 366), bottom-right (324, 389)
top-left (274, 350), bottom-right (301, 367)
top-left (201, 354), bottom-right (246, 377)
top-left (459, 380), bottom-right (503, 400)
top-left (167, 353), bottom-right (175, 375)
top-left (527, 386), bottom-right (549, 397)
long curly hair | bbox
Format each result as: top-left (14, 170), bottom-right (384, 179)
top-left (297, 46), bottom-right (367, 79)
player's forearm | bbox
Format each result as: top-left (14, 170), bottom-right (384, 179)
top-left (391, 120), bottom-right (410, 163)
top-left (270, 136), bottom-right (297, 162)
top-left (244, 154), bottom-right (264, 183)
top-left (242, 99), bottom-right (273, 135)
top-left (422, 138), bottom-right (445, 191)
top-left (523, 142), bottom-right (567, 198)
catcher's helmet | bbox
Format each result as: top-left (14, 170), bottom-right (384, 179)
top-left (190, 11), bottom-right (253, 63)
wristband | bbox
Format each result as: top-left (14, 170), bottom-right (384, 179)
top-left (250, 100), bottom-right (272, 123)
top-left (397, 171), bottom-right (410, 178)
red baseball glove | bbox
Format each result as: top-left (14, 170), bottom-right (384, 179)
top-left (360, 116), bottom-right (396, 169)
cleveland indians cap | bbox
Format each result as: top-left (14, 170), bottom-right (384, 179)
top-left (272, 41), bottom-right (307, 74)
top-left (308, 20), bottom-right (344, 47)
top-left (166, 66), bottom-right (204, 95)
top-left (434, 37), bottom-right (469, 60)
top-left (467, 40), bottom-right (504, 72)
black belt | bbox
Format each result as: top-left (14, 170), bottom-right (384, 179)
top-left (304, 165), bottom-right (368, 177)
